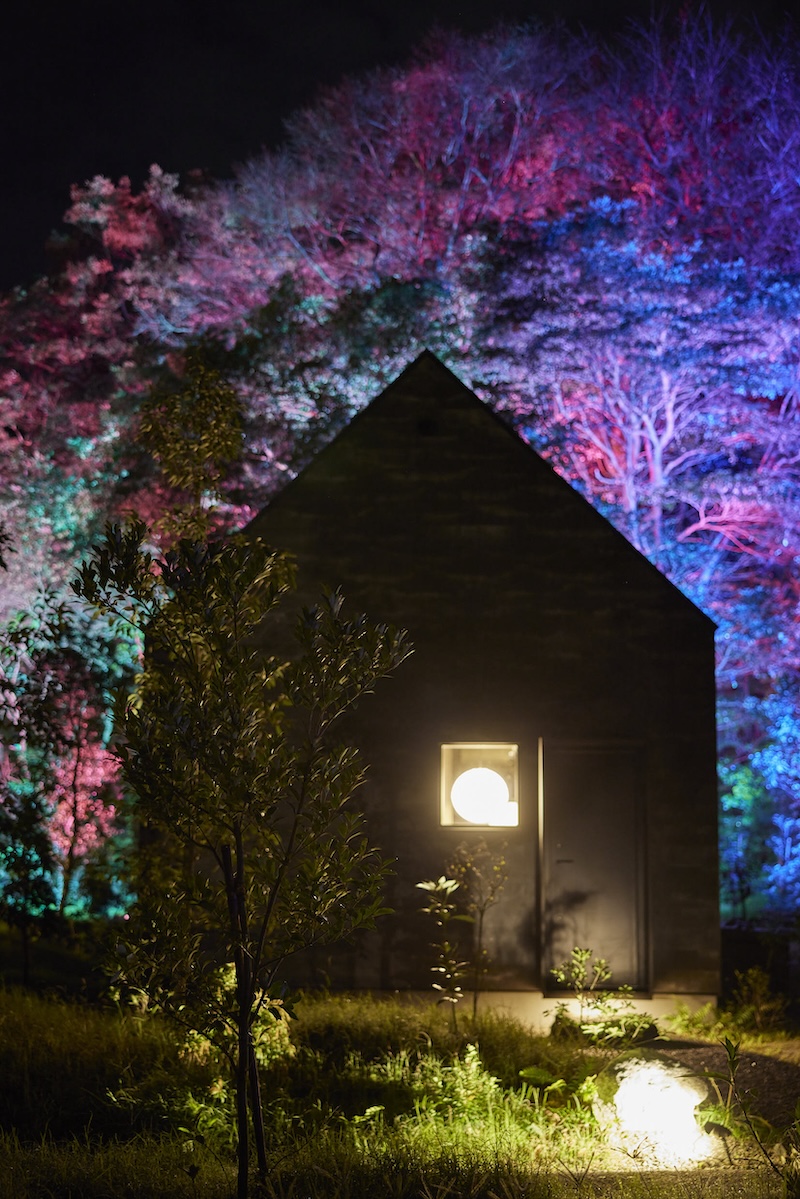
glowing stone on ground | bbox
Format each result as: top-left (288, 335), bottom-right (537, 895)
top-left (450, 767), bottom-right (518, 825)
top-left (597, 1053), bottom-right (718, 1168)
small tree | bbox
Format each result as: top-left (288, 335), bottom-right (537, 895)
top-left (418, 840), bottom-right (508, 1023)
top-left (448, 838), bottom-right (508, 1017)
top-left (0, 566), bottom-right (131, 984)
top-left (73, 520), bottom-right (411, 1199)
top-left (416, 875), bottom-right (471, 1030)
top-left (0, 595), bottom-right (126, 923)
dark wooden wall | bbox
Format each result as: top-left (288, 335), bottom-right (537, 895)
top-left (247, 352), bottom-right (720, 996)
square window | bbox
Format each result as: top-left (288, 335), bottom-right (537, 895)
top-left (440, 743), bottom-right (519, 827)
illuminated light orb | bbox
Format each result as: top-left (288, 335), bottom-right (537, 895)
top-left (605, 1056), bottom-right (718, 1168)
top-left (450, 767), bottom-right (518, 826)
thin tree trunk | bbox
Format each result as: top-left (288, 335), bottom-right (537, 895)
top-left (20, 921), bottom-right (31, 988)
top-left (228, 826), bottom-right (268, 1184)
top-left (222, 844), bottom-right (250, 1199)
top-left (472, 910), bottom-right (485, 1020)
top-left (235, 949), bottom-right (250, 1199)
top-left (58, 764), bottom-right (79, 916)
top-left (248, 1038), bottom-right (268, 1182)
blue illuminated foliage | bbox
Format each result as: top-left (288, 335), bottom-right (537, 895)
top-left (718, 763), bottom-right (774, 923)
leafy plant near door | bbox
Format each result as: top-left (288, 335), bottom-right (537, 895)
top-left (550, 947), bottom-right (657, 1046)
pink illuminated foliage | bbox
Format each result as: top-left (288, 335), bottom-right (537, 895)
top-left (0, 590), bottom-right (127, 926)
top-left (1, 13), bottom-right (800, 915)
top-left (39, 656), bottom-right (122, 915)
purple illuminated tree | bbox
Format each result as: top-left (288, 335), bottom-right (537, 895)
top-left (1, 13), bottom-right (800, 914)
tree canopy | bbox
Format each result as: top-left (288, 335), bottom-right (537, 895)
top-left (1, 11), bottom-right (799, 917)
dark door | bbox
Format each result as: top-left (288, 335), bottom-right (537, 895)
top-left (541, 742), bottom-right (646, 990)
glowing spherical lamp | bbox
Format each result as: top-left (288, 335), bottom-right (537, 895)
top-left (440, 743), bottom-right (519, 827)
top-left (450, 767), bottom-right (517, 826)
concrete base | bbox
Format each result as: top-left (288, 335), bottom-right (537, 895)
top-left (377, 990), bottom-right (717, 1034)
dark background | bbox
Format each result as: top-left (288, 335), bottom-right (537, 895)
top-left (1, 0), bottom-right (792, 292)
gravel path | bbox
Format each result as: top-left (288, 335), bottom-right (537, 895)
top-left (658, 1039), bottom-right (800, 1129)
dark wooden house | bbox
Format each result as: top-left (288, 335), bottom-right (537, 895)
top-left (246, 352), bottom-right (720, 1004)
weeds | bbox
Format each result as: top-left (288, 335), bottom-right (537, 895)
top-left (0, 1129), bottom-right (233, 1199)
top-left (702, 1037), bottom-right (800, 1198)
top-left (667, 967), bottom-right (791, 1046)
top-left (0, 986), bottom-right (794, 1199)
top-left (729, 968), bottom-right (789, 1034)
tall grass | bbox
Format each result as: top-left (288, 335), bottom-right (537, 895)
top-left (0, 1131), bottom-right (232, 1199)
top-left (0, 1134), bottom-right (782, 1199)
top-left (0, 987), bottom-right (788, 1199)
top-left (0, 986), bottom-right (209, 1140)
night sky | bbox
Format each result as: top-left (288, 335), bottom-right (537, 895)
top-left (1, 0), bottom-right (791, 293)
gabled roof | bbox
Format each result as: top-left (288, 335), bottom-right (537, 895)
top-left (247, 350), bottom-right (713, 629)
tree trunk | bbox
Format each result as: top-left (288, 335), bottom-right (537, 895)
top-left (248, 1038), bottom-right (268, 1183)
top-left (222, 844), bottom-right (251, 1199)
top-left (235, 949), bottom-right (250, 1199)
top-left (20, 920), bottom-right (31, 988)
top-left (235, 954), bottom-right (250, 1199)
top-left (472, 910), bottom-right (485, 1020)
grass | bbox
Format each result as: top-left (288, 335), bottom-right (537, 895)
top-left (0, 983), bottom-right (793, 1199)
